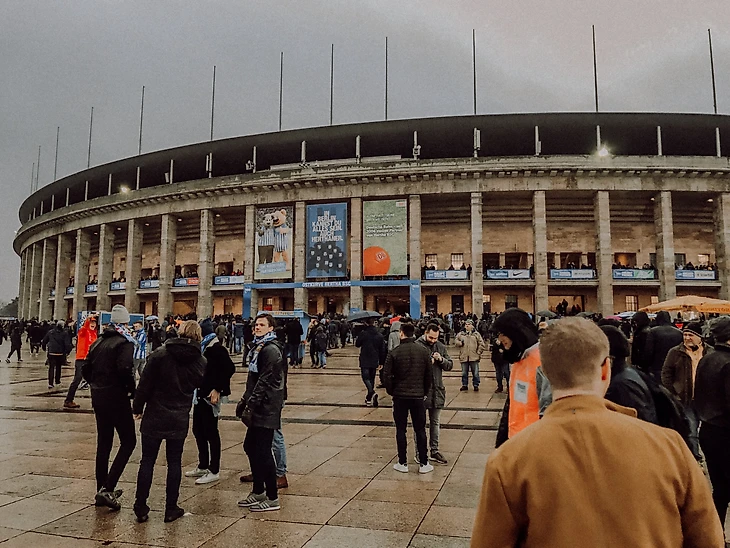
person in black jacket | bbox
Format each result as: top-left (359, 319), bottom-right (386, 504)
top-left (356, 318), bottom-right (387, 407)
top-left (186, 319), bottom-right (235, 485)
top-left (132, 320), bottom-right (206, 524)
top-left (644, 311), bottom-right (683, 380)
top-left (382, 322), bottom-right (433, 474)
top-left (237, 313), bottom-right (286, 512)
top-left (42, 321), bottom-right (72, 390)
top-left (694, 316), bottom-right (730, 526)
top-left (83, 305), bottom-right (137, 512)
top-left (630, 311), bottom-right (651, 371)
top-left (284, 318), bottom-right (304, 367)
top-left (5, 324), bottom-right (23, 363)
top-left (601, 325), bottom-right (658, 424)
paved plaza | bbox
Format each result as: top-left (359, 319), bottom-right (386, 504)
top-left (0, 345), bottom-right (502, 547)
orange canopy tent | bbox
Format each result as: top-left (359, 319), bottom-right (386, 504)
top-left (640, 295), bottom-right (730, 314)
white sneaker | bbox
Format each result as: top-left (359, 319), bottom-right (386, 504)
top-left (195, 471), bottom-right (220, 484)
top-left (185, 467), bottom-right (208, 478)
top-left (419, 463), bottom-right (434, 474)
top-left (393, 463), bottom-right (408, 473)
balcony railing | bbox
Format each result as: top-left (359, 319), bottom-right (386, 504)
top-left (110, 281), bottom-right (126, 291)
top-left (174, 277), bottom-right (199, 287)
top-left (612, 268), bottom-right (656, 280)
top-left (675, 269), bottom-right (717, 281)
top-left (65, 286), bottom-right (74, 295)
top-left (139, 279), bottom-right (160, 289)
top-left (423, 270), bottom-right (469, 281)
top-left (550, 269), bottom-right (597, 280)
top-left (85, 283), bottom-right (98, 293)
top-left (214, 275), bottom-right (246, 285)
top-left (485, 269), bottom-right (532, 280)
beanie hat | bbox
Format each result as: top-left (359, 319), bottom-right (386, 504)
top-left (57, 320), bottom-right (65, 328)
top-left (710, 316), bottom-right (730, 343)
top-left (200, 318), bottom-right (214, 337)
top-left (682, 321), bottom-right (704, 338)
top-left (110, 304), bottom-right (130, 325)
top-left (600, 325), bottom-right (630, 361)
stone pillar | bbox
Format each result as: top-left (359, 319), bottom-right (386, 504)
top-left (595, 191), bottom-right (614, 316)
top-left (714, 193), bottom-right (730, 300)
top-left (158, 214), bottom-right (177, 318)
top-left (54, 234), bottom-right (73, 321)
top-left (498, 253), bottom-right (506, 269)
top-left (293, 201), bottom-right (308, 310)
top-left (38, 238), bottom-right (58, 320)
top-left (17, 250), bottom-right (27, 319)
top-left (533, 191), bottom-right (549, 313)
top-left (471, 192), bottom-right (484, 315)
top-left (244, 205), bottom-right (258, 316)
top-left (96, 224), bottom-right (115, 312)
top-left (349, 197), bottom-right (363, 311)
top-left (73, 229), bottom-right (91, 320)
top-left (28, 242), bottom-right (43, 319)
top-left (654, 191), bottom-right (676, 301)
top-left (125, 219), bottom-right (143, 314)
top-left (409, 196), bottom-right (421, 281)
top-left (197, 210), bottom-right (215, 319)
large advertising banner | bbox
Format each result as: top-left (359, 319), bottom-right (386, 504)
top-left (306, 203), bottom-right (348, 278)
top-left (254, 206), bottom-right (293, 280)
top-left (363, 199), bottom-right (408, 276)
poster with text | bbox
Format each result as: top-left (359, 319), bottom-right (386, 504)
top-left (362, 199), bottom-right (408, 276)
top-left (306, 203), bottom-right (348, 278)
top-left (254, 205), bottom-right (294, 280)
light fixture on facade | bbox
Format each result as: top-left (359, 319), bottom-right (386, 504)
top-left (597, 146), bottom-right (610, 158)
top-left (177, 218), bottom-right (183, 222)
top-left (707, 198), bottom-right (714, 203)
top-left (120, 186), bottom-right (129, 193)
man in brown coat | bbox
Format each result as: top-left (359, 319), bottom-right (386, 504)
top-left (471, 317), bottom-right (723, 548)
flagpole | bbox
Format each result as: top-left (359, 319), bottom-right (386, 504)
top-left (592, 25), bottom-right (599, 112)
top-left (87, 106), bottom-right (94, 168)
top-left (138, 86), bottom-right (145, 155)
top-left (708, 29), bottom-right (718, 114)
top-left (385, 36), bottom-right (389, 121)
top-left (278, 52), bottom-right (284, 131)
top-left (36, 146), bottom-right (41, 191)
top-left (472, 29), bottom-right (477, 115)
top-left (330, 44), bottom-right (334, 125)
top-left (210, 65), bottom-right (216, 141)
top-left (53, 126), bottom-right (60, 181)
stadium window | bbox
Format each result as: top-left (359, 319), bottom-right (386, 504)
top-left (675, 253), bottom-right (686, 266)
top-left (698, 254), bottom-right (710, 267)
top-left (451, 253), bottom-right (464, 269)
top-left (650, 296), bottom-right (659, 305)
top-left (505, 295), bottom-right (518, 309)
top-left (425, 254), bottom-right (438, 269)
top-left (625, 295), bottom-right (638, 312)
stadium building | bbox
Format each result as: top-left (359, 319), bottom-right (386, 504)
top-left (13, 112), bottom-right (730, 320)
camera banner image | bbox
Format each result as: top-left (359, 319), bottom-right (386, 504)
top-left (306, 203), bottom-right (348, 278)
top-left (254, 205), bottom-right (294, 280)
top-left (362, 199), bottom-right (408, 276)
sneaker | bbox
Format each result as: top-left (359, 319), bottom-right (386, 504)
top-left (48, 385), bottom-right (54, 390)
top-left (95, 489), bottom-right (123, 507)
top-left (79, 380), bottom-right (89, 390)
top-left (494, 387), bottom-right (503, 393)
top-left (393, 462), bottom-right (408, 473)
top-left (249, 498), bottom-right (280, 512)
top-left (195, 471), bottom-right (220, 484)
top-left (185, 466), bottom-right (209, 478)
top-left (240, 473), bottom-right (253, 483)
top-left (95, 488), bottom-right (121, 511)
top-left (419, 463), bottom-right (434, 474)
top-left (372, 393), bottom-right (379, 408)
top-left (63, 401), bottom-right (80, 409)
top-left (365, 399), bottom-right (372, 407)
top-left (460, 386), bottom-right (468, 392)
top-left (4, 359), bottom-right (9, 364)
top-left (276, 475), bottom-right (288, 489)
top-left (238, 491), bottom-right (266, 507)
top-left (474, 386), bottom-right (479, 392)
top-left (164, 506), bottom-right (185, 523)
top-left (430, 452), bottom-right (448, 465)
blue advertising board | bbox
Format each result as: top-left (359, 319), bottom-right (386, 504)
top-left (139, 280), bottom-right (160, 289)
top-left (425, 270), bottom-right (469, 280)
top-left (550, 269), bottom-right (596, 280)
top-left (306, 203), bottom-right (347, 278)
top-left (675, 270), bottom-right (717, 280)
top-left (485, 269), bottom-right (531, 280)
top-left (612, 269), bottom-right (656, 280)
top-left (214, 275), bottom-right (246, 285)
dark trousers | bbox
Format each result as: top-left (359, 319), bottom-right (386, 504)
top-left (135, 435), bottom-right (185, 511)
top-left (285, 343), bottom-right (300, 365)
top-left (494, 360), bottom-right (510, 390)
top-left (699, 422), bottom-right (730, 525)
top-left (7, 345), bottom-right (20, 360)
top-left (47, 354), bottom-right (64, 386)
top-left (94, 404), bottom-right (136, 492)
top-left (192, 402), bottom-right (221, 474)
top-left (243, 426), bottom-right (277, 500)
top-left (361, 368), bottom-right (376, 400)
top-left (392, 397), bottom-right (428, 466)
top-left (310, 344), bottom-right (319, 366)
top-left (65, 359), bottom-right (85, 402)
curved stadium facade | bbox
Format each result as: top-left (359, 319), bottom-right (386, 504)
top-left (13, 112), bottom-right (730, 321)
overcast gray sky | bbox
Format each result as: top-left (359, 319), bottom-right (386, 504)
top-left (2, 0), bottom-right (729, 302)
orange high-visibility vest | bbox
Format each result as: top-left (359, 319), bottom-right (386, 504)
top-left (508, 346), bottom-right (542, 438)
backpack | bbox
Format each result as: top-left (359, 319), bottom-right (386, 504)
top-left (636, 370), bottom-right (692, 451)
top-left (315, 330), bottom-right (328, 352)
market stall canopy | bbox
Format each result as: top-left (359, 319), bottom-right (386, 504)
top-left (640, 295), bottom-right (730, 314)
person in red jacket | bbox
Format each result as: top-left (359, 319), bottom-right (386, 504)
top-left (64, 315), bottom-right (98, 409)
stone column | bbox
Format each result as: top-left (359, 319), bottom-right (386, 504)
top-left (17, 250), bottom-right (27, 319)
top-left (38, 238), bottom-right (58, 320)
top-left (73, 229), bottom-right (91, 320)
top-left (409, 196), bottom-right (421, 280)
top-left (714, 193), bottom-right (730, 300)
top-left (158, 215), bottom-right (177, 318)
top-left (293, 201), bottom-right (308, 310)
top-left (533, 191), bottom-right (549, 313)
top-left (54, 234), bottom-right (73, 321)
top-left (471, 192), bottom-right (484, 315)
top-left (654, 191), bottom-right (676, 301)
top-left (349, 197), bottom-right (363, 311)
top-left (243, 205), bottom-right (258, 316)
top-left (96, 224), bottom-right (115, 312)
top-left (197, 209), bottom-right (215, 319)
top-left (595, 191), bottom-right (614, 316)
top-left (28, 242), bottom-right (43, 319)
top-left (125, 219), bottom-right (143, 314)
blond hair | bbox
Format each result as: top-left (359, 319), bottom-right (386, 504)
top-left (539, 317), bottom-right (609, 390)
top-left (178, 320), bottom-right (202, 342)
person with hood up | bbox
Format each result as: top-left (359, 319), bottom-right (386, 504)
top-left (186, 319), bottom-right (235, 485)
top-left (42, 320), bottom-right (72, 390)
top-left (388, 320), bottom-right (402, 353)
top-left (493, 308), bottom-right (552, 447)
top-left (64, 315), bottom-right (98, 409)
top-left (83, 305), bottom-right (137, 511)
top-left (454, 319), bottom-right (486, 391)
top-left (601, 325), bottom-right (658, 424)
top-left (132, 320), bottom-right (206, 524)
top-left (630, 310), bottom-right (651, 371)
top-left (644, 310), bottom-right (682, 380)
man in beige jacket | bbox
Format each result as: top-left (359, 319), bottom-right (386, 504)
top-left (471, 317), bottom-right (723, 548)
top-left (455, 319), bottom-right (485, 392)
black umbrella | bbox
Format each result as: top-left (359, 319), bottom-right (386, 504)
top-left (536, 310), bottom-right (557, 319)
top-left (347, 310), bottom-right (382, 322)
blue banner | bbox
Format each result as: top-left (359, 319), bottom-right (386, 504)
top-left (550, 269), bottom-right (596, 280)
top-left (675, 269), bottom-right (717, 280)
top-left (612, 269), bottom-right (656, 280)
top-left (110, 281), bottom-right (126, 290)
top-left (425, 270), bottom-right (469, 280)
top-left (139, 280), bottom-right (160, 289)
top-left (486, 269), bottom-right (531, 280)
top-left (85, 284), bottom-right (98, 293)
top-left (214, 275), bottom-right (246, 285)
top-left (306, 202), bottom-right (348, 278)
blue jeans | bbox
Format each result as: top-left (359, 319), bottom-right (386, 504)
top-left (285, 343), bottom-right (299, 365)
top-left (318, 351), bottom-right (327, 367)
top-left (461, 361), bottom-right (480, 387)
top-left (361, 368), bottom-right (376, 400)
top-left (234, 336), bottom-right (243, 354)
top-left (272, 428), bottom-right (287, 477)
